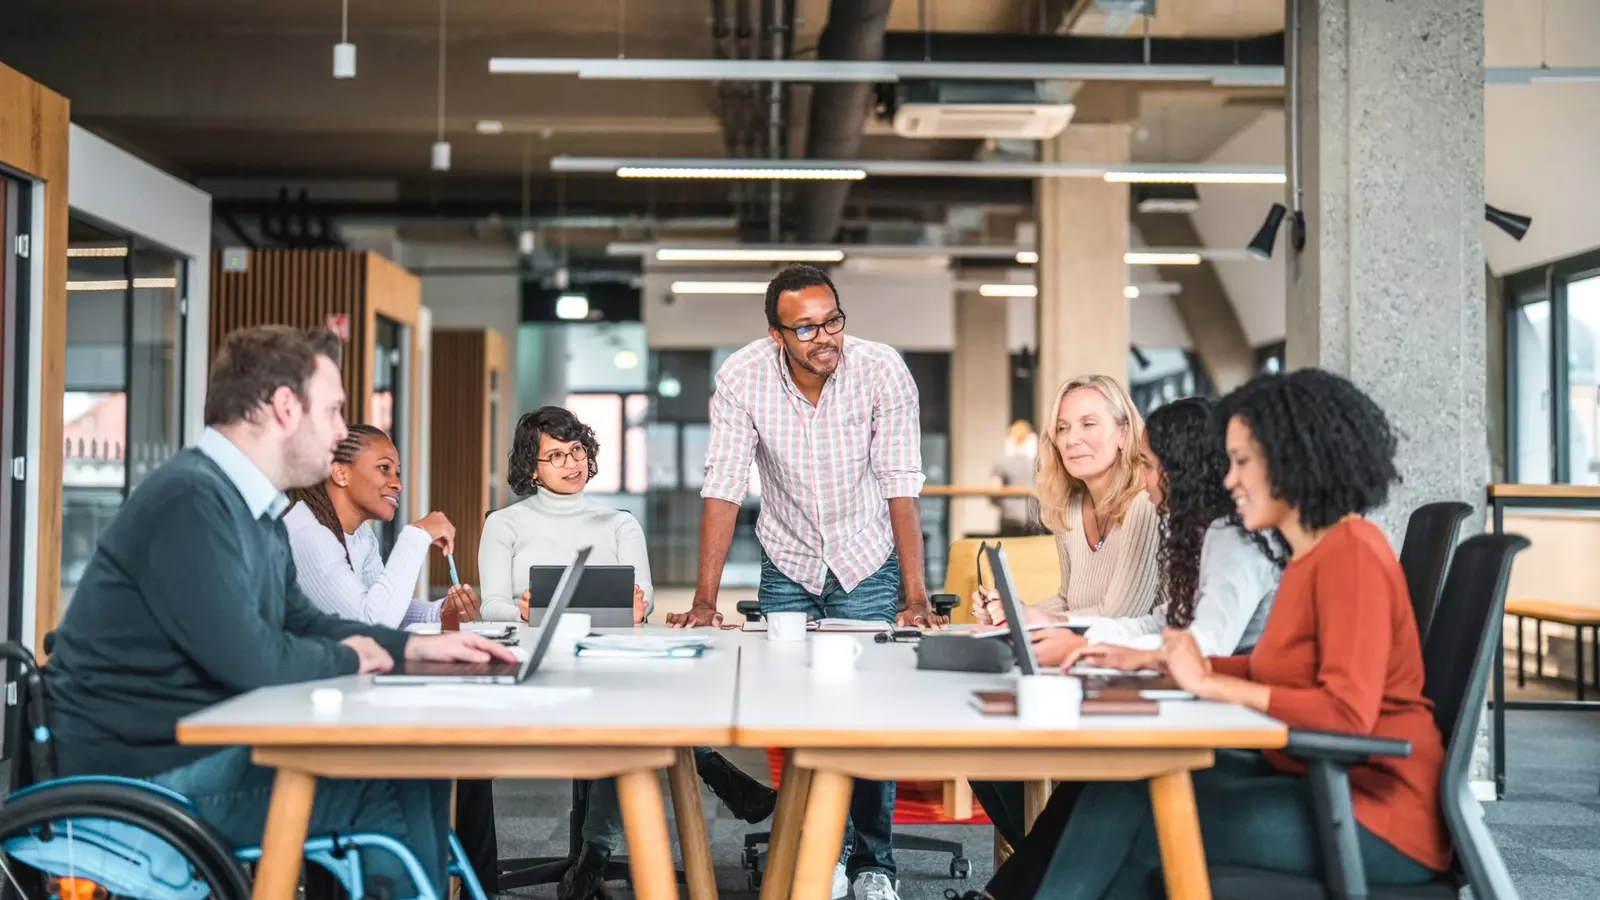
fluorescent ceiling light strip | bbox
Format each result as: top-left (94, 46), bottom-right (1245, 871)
top-left (669, 281), bottom-right (769, 294)
top-left (656, 248), bottom-right (845, 263)
top-left (557, 156), bottom-right (1284, 182)
top-left (979, 284), bottom-right (1038, 298)
top-left (67, 246), bottom-right (129, 258)
top-left (1124, 252), bottom-right (1203, 266)
top-left (1485, 67), bottom-right (1600, 85)
top-left (67, 278), bottom-right (180, 292)
top-left (489, 57), bottom-right (1286, 86)
top-left (1015, 251), bottom-right (1039, 264)
top-left (618, 166), bottom-right (866, 181)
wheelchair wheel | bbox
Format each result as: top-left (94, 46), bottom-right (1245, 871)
top-left (0, 781), bottom-right (251, 900)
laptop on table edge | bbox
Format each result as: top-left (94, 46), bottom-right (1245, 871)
top-left (372, 546), bottom-right (592, 685)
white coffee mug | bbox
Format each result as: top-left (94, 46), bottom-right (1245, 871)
top-left (1016, 673), bottom-right (1083, 729)
top-left (549, 612), bottom-right (593, 655)
top-left (809, 633), bottom-right (864, 679)
top-left (766, 611), bottom-right (809, 642)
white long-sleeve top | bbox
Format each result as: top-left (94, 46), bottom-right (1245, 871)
top-left (283, 501), bottom-right (440, 628)
top-left (478, 489), bottom-right (653, 623)
top-left (1082, 517), bottom-right (1281, 657)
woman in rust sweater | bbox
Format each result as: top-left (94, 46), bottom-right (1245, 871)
top-left (1033, 369), bottom-right (1449, 899)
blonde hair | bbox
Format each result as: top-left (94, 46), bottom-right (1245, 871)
top-left (1035, 374), bottom-right (1146, 533)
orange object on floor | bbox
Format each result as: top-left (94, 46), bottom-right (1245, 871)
top-left (763, 748), bottom-right (992, 826)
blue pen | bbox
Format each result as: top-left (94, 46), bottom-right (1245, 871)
top-left (447, 554), bottom-right (461, 586)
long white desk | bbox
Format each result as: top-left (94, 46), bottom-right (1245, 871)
top-left (734, 634), bottom-right (1287, 900)
top-left (179, 627), bottom-right (741, 900)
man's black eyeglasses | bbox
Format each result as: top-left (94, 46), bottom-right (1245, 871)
top-left (778, 313), bottom-right (846, 343)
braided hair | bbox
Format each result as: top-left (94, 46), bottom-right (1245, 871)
top-left (1144, 398), bottom-right (1285, 629)
top-left (289, 424), bottom-right (390, 569)
top-left (1218, 369), bottom-right (1401, 531)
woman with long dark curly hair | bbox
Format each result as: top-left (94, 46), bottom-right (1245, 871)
top-left (1030, 369), bottom-right (1446, 899)
top-left (968, 397), bottom-right (1286, 900)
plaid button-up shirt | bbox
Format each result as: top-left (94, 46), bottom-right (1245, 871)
top-left (701, 336), bottom-right (925, 595)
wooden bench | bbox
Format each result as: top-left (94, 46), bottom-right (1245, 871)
top-left (1506, 598), bottom-right (1600, 699)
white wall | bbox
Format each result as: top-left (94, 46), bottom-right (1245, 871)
top-left (68, 125), bottom-right (212, 442)
top-left (1484, 0), bottom-right (1600, 274)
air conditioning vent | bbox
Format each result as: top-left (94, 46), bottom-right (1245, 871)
top-left (892, 103), bottom-right (1076, 140)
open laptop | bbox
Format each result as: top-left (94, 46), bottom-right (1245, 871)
top-left (373, 547), bottom-right (591, 685)
top-left (983, 544), bottom-right (1041, 676)
top-left (527, 564), bottom-right (634, 627)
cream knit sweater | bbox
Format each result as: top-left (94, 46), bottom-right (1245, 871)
top-left (1038, 490), bottom-right (1161, 620)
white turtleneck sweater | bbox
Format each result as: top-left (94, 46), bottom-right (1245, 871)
top-left (477, 489), bottom-right (654, 623)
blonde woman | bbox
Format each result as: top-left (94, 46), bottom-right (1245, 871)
top-left (973, 374), bottom-right (1161, 663)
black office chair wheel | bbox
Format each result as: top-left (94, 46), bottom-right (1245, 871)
top-left (950, 857), bottom-right (971, 879)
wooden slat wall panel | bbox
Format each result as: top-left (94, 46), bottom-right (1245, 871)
top-left (0, 63), bottom-right (70, 659)
top-left (429, 331), bottom-right (488, 586)
top-left (209, 249), bottom-right (367, 417)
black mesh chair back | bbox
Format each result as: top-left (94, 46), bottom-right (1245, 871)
top-left (1398, 502), bottom-right (1473, 643)
top-left (1422, 532), bottom-right (1527, 900)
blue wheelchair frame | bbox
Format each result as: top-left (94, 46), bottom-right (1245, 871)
top-left (0, 643), bottom-right (486, 900)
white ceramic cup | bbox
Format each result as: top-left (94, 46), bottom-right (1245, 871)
top-left (548, 612), bottom-right (593, 655)
top-left (809, 633), bottom-right (864, 679)
top-left (766, 611), bottom-right (809, 642)
top-left (1016, 673), bottom-right (1083, 729)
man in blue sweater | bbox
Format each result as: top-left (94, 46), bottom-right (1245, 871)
top-left (45, 325), bottom-right (514, 898)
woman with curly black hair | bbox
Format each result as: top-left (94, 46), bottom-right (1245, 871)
top-left (1030, 369), bottom-right (1447, 899)
top-left (968, 397), bottom-right (1286, 900)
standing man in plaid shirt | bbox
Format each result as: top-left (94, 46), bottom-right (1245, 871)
top-left (667, 264), bottom-right (946, 900)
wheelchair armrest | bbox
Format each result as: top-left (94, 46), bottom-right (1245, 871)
top-left (735, 600), bottom-right (763, 623)
top-left (1285, 729), bottom-right (1412, 766)
top-left (929, 593), bottom-right (960, 618)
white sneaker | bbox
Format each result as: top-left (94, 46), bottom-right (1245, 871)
top-left (852, 871), bottom-right (899, 900)
top-left (831, 863), bottom-right (848, 900)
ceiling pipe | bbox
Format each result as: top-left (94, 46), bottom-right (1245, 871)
top-left (796, 0), bottom-right (894, 244)
top-left (879, 30), bottom-right (1284, 67)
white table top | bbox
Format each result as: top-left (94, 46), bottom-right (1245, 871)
top-left (734, 633), bottom-right (1286, 749)
top-left (178, 626), bottom-right (741, 747)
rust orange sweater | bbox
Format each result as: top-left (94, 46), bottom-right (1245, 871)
top-left (1210, 517), bottom-right (1451, 873)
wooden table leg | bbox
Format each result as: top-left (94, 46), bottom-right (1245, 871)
top-left (790, 770), bottom-right (852, 900)
top-left (760, 754), bottom-right (812, 900)
top-left (252, 768), bottom-right (317, 900)
top-left (616, 768), bottom-right (677, 900)
top-left (668, 748), bottom-right (719, 900)
top-left (1149, 770), bottom-right (1211, 900)
top-left (1022, 780), bottom-right (1051, 833)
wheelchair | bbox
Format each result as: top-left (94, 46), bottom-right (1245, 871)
top-left (0, 642), bottom-right (485, 900)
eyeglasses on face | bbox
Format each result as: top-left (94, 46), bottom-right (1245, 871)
top-left (780, 312), bottom-right (846, 343)
top-left (538, 445), bottom-right (589, 468)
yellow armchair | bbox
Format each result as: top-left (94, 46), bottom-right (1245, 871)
top-left (939, 535), bottom-right (1060, 624)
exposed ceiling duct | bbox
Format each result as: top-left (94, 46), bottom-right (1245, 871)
top-left (878, 31), bottom-right (1284, 68)
top-left (796, 0), bottom-right (893, 244)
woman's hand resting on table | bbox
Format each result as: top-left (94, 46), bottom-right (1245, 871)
top-left (1160, 628), bottom-right (1214, 695)
top-left (1060, 643), bottom-right (1161, 674)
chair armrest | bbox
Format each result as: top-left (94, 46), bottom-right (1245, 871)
top-left (1285, 729), bottom-right (1412, 765)
top-left (735, 600), bottom-right (763, 623)
top-left (930, 593), bottom-right (960, 618)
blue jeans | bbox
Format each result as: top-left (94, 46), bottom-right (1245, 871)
top-left (147, 747), bottom-right (451, 899)
top-left (581, 777), bottom-right (625, 852)
top-left (1037, 750), bottom-right (1439, 899)
top-left (759, 549), bottom-right (901, 879)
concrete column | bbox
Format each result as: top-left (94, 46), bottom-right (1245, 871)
top-left (950, 285), bottom-right (1012, 540)
top-left (1285, 0), bottom-right (1490, 789)
top-left (1286, 0), bottom-right (1488, 541)
top-left (1035, 124), bottom-right (1132, 428)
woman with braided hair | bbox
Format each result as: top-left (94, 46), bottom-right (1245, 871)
top-left (1023, 369), bottom-right (1446, 899)
top-left (284, 424), bottom-right (478, 628)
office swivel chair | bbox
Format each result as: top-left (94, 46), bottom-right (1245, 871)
top-left (1151, 532), bottom-right (1527, 900)
top-left (1397, 502), bottom-right (1473, 645)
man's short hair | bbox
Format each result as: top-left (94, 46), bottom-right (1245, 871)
top-left (764, 265), bottom-right (841, 329)
top-left (203, 326), bottom-right (343, 427)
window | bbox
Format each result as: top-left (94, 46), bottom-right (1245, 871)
top-left (1506, 249), bottom-right (1600, 483)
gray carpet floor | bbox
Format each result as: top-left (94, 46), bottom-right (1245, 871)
top-left (489, 709), bottom-right (1600, 900)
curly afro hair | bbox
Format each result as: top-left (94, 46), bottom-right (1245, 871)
top-left (1144, 398), bottom-right (1285, 628)
top-left (508, 406), bottom-right (601, 496)
top-left (1218, 369), bottom-right (1400, 531)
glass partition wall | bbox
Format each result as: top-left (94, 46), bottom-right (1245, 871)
top-left (61, 215), bottom-right (186, 609)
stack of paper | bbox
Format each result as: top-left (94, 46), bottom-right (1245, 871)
top-left (574, 634), bottom-right (717, 659)
top-left (740, 618), bottom-right (892, 633)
